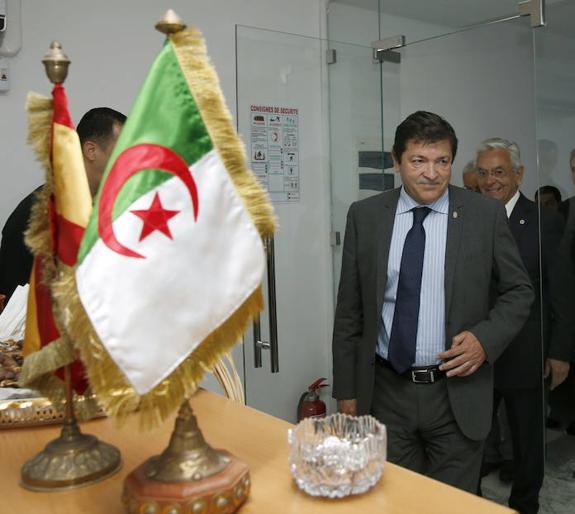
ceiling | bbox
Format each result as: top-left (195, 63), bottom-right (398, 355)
top-left (333, 0), bottom-right (571, 31)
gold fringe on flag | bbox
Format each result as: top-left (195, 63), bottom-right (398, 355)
top-left (19, 92), bottom-right (99, 420)
top-left (53, 27), bottom-right (275, 430)
top-left (24, 93), bottom-right (55, 273)
top-left (54, 272), bottom-right (260, 429)
top-left (25, 93), bottom-right (52, 177)
top-left (171, 27), bottom-right (276, 238)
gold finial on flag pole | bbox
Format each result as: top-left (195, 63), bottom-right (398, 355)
top-left (155, 9), bottom-right (186, 35)
top-left (19, 40), bottom-right (122, 492)
top-left (42, 41), bottom-right (71, 84)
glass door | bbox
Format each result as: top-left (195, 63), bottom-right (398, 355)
top-left (235, 26), bottom-right (381, 422)
top-left (534, 0), bottom-right (575, 509)
top-left (328, 39), bottom-right (387, 300)
top-left (374, 7), bottom-right (574, 511)
top-left (373, 11), bottom-right (546, 509)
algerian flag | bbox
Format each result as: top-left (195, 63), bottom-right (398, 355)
top-left (68, 25), bottom-right (275, 425)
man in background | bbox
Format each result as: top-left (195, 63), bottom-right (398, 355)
top-left (462, 159), bottom-right (480, 192)
top-left (0, 107), bottom-right (125, 301)
top-left (535, 185), bottom-right (562, 211)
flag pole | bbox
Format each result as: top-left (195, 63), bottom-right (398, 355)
top-left (19, 42), bottom-right (121, 492)
top-left (121, 12), bottom-right (251, 512)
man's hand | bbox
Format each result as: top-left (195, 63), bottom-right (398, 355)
top-left (438, 331), bottom-right (486, 377)
top-left (337, 399), bottom-right (357, 416)
top-left (544, 358), bottom-right (570, 390)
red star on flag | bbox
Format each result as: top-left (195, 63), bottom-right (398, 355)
top-left (130, 192), bottom-right (180, 241)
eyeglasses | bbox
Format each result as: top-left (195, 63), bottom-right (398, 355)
top-left (476, 168), bottom-right (513, 179)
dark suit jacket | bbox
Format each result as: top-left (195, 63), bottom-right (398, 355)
top-left (558, 197), bottom-right (575, 361)
top-left (0, 186), bottom-right (42, 300)
top-left (332, 185), bottom-right (533, 441)
top-left (495, 193), bottom-right (572, 388)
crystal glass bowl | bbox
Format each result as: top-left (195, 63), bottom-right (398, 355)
top-left (288, 413), bottom-right (386, 498)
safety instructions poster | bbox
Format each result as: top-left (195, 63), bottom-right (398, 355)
top-left (249, 105), bottom-right (300, 203)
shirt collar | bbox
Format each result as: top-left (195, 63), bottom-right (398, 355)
top-left (397, 187), bottom-right (449, 215)
top-left (505, 190), bottom-right (520, 218)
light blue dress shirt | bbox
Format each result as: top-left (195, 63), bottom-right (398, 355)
top-left (377, 187), bottom-right (448, 366)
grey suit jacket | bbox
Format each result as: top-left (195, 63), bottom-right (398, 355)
top-left (332, 185), bottom-right (534, 440)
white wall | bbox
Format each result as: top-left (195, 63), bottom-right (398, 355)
top-left (0, 0), bottom-right (322, 230)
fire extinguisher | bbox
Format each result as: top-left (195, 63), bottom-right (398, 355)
top-left (297, 377), bottom-right (328, 421)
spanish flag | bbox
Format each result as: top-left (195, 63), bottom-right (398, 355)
top-left (20, 84), bottom-right (93, 405)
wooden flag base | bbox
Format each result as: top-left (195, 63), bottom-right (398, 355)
top-left (123, 451), bottom-right (250, 514)
top-left (122, 400), bottom-right (250, 514)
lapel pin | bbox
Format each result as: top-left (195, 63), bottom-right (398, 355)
top-left (453, 211), bottom-right (458, 219)
top-left (520, 219), bottom-right (525, 225)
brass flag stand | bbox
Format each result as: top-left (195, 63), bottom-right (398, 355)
top-left (21, 364), bottom-right (121, 491)
top-left (19, 41), bottom-right (121, 492)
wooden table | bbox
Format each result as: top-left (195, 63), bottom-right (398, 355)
top-left (1, 390), bottom-right (515, 513)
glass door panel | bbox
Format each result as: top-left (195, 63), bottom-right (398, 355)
top-left (235, 27), bottom-right (379, 422)
top-left (382, 17), bottom-right (537, 189)
top-left (380, 16), bottom-right (547, 509)
top-left (534, 0), bottom-right (575, 509)
top-left (328, 39), bottom-right (387, 301)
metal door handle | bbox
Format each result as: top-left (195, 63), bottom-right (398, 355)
top-left (253, 316), bottom-right (263, 368)
top-left (265, 236), bottom-right (279, 373)
top-left (252, 331), bottom-right (272, 362)
top-left (252, 237), bottom-right (279, 372)
top-left (255, 339), bottom-right (271, 350)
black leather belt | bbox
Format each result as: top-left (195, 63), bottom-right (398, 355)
top-left (376, 355), bottom-right (445, 384)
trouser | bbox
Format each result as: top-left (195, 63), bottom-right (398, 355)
top-left (371, 361), bottom-right (484, 494)
top-left (494, 386), bottom-right (545, 514)
top-left (484, 400), bottom-right (514, 463)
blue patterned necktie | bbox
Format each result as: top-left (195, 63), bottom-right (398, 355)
top-left (388, 206), bottom-right (431, 374)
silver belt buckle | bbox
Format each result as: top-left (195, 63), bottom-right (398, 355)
top-left (411, 369), bottom-right (434, 384)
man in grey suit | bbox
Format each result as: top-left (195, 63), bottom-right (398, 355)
top-left (332, 111), bottom-right (533, 492)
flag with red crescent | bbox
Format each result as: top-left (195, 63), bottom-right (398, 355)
top-left (20, 84), bottom-right (94, 409)
top-left (66, 25), bottom-right (275, 427)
